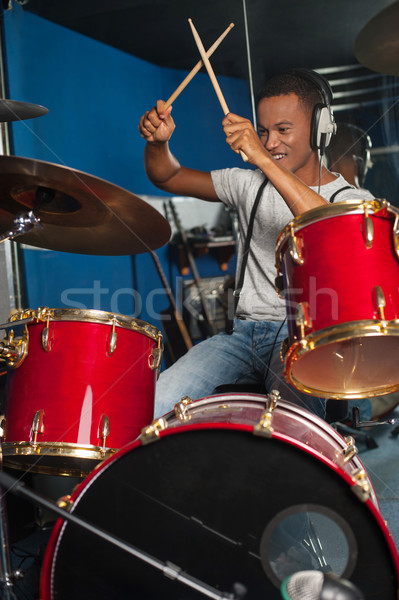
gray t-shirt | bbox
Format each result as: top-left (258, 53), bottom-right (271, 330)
top-left (211, 167), bottom-right (374, 321)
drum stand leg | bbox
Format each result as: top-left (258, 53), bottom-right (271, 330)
top-left (0, 485), bottom-right (19, 599)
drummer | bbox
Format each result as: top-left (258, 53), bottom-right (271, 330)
top-left (138, 68), bottom-right (374, 420)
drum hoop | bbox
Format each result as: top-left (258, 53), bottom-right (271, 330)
top-left (8, 307), bottom-right (161, 342)
top-left (275, 198), bottom-right (397, 271)
top-left (285, 319), bottom-right (399, 399)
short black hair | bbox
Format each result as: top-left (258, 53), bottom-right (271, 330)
top-left (326, 122), bottom-right (370, 163)
top-left (258, 70), bottom-right (324, 115)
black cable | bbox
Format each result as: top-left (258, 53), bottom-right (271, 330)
top-left (264, 317), bottom-right (286, 383)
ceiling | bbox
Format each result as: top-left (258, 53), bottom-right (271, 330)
top-left (19, 0), bottom-right (397, 98)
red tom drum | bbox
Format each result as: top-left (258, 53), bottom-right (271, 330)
top-left (0, 307), bottom-right (162, 476)
top-left (276, 199), bottom-right (399, 399)
top-left (40, 393), bottom-right (399, 599)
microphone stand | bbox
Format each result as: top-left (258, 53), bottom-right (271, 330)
top-left (0, 471), bottom-right (246, 600)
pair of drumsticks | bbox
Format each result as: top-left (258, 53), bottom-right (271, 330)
top-left (165, 19), bottom-right (234, 113)
top-left (165, 19), bottom-right (247, 161)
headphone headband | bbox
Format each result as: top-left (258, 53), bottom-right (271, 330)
top-left (287, 68), bottom-right (334, 106)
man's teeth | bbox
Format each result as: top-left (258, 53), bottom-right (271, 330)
top-left (273, 154), bottom-right (285, 160)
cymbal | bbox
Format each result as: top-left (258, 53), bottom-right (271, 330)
top-left (355, 1), bottom-right (399, 76)
top-left (0, 155), bottom-right (171, 255)
top-left (0, 99), bottom-right (49, 122)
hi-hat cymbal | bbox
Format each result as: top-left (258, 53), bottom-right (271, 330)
top-left (355, 1), bottom-right (399, 76)
top-left (0, 155), bottom-right (171, 255)
top-left (0, 99), bottom-right (49, 122)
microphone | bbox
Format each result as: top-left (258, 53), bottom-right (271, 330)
top-left (281, 570), bottom-right (365, 600)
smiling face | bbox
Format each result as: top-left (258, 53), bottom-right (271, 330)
top-left (257, 93), bottom-right (321, 185)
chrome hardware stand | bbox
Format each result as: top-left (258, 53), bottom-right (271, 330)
top-left (0, 471), bottom-right (246, 600)
top-left (352, 406), bottom-right (399, 429)
top-left (0, 210), bottom-right (40, 245)
top-left (0, 486), bottom-right (20, 599)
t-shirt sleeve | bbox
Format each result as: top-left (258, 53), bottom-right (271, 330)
top-left (211, 168), bottom-right (253, 210)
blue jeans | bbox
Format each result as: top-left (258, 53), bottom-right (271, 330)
top-left (155, 319), bottom-right (325, 419)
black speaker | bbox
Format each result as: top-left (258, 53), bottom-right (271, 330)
top-left (289, 68), bottom-right (337, 154)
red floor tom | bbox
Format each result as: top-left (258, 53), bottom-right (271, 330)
top-left (0, 307), bottom-right (162, 476)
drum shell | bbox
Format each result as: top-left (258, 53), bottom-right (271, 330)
top-left (275, 201), bottom-right (399, 398)
top-left (40, 394), bottom-right (399, 599)
top-left (280, 210), bottom-right (399, 339)
top-left (2, 310), bottom-right (160, 475)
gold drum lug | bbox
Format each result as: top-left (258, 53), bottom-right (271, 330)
top-left (351, 468), bottom-right (371, 502)
top-left (41, 316), bottom-right (54, 352)
top-left (361, 206), bottom-right (374, 248)
top-left (373, 285), bottom-right (386, 321)
top-left (0, 415), bottom-right (6, 441)
top-left (274, 274), bottom-right (285, 299)
top-left (31, 410), bottom-right (45, 447)
top-left (107, 319), bottom-right (117, 356)
top-left (295, 302), bottom-right (312, 340)
top-left (393, 213), bottom-right (399, 259)
top-left (57, 495), bottom-right (73, 511)
top-left (149, 333), bottom-right (163, 374)
top-left (174, 396), bottom-right (194, 422)
top-left (140, 418), bottom-right (168, 445)
top-left (280, 337), bottom-right (290, 363)
top-left (342, 436), bottom-right (358, 463)
top-left (0, 326), bottom-right (29, 369)
top-left (288, 224), bottom-right (304, 265)
top-left (99, 414), bottom-right (110, 455)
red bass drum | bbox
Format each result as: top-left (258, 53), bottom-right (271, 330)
top-left (40, 393), bottom-right (399, 599)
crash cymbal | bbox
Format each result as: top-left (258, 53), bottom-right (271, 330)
top-left (355, 1), bottom-right (399, 76)
top-left (0, 99), bottom-right (49, 122)
top-left (0, 155), bottom-right (171, 255)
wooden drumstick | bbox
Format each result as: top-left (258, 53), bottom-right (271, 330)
top-left (188, 18), bottom-right (248, 162)
top-left (164, 23), bottom-right (234, 110)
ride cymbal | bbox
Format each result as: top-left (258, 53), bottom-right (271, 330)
top-left (0, 155), bottom-right (171, 255)
top-left (355, 1), bottom-right (399, 76)
top-left (0, 99), bottom-right (49, 122)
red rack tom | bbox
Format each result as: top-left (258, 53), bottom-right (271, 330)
top-left (276, 199), bottom-right (399, 399)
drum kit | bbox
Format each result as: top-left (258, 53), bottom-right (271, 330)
top-left (1, 5), bottom-right (399, 598)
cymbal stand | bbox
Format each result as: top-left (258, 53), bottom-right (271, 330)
top-left (0, 471), bottom-right (246, 600)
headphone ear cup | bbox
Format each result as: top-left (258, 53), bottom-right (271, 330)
top-left (310, 103), bottom-right (335, 150)
top-left (310, 103), bottom-right (322, 150)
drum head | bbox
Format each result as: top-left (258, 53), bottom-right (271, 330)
top-left (42, 426), bottom-right (398, 599)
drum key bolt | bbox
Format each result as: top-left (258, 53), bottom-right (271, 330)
top-left (342, 436), bottom-right (358, 462)
top-left (140, 418), bottom-right (168, 445)
top-left (351, 467), bottom-right (371, 502)
top-left (174, 396), bottom-right (194, 422)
